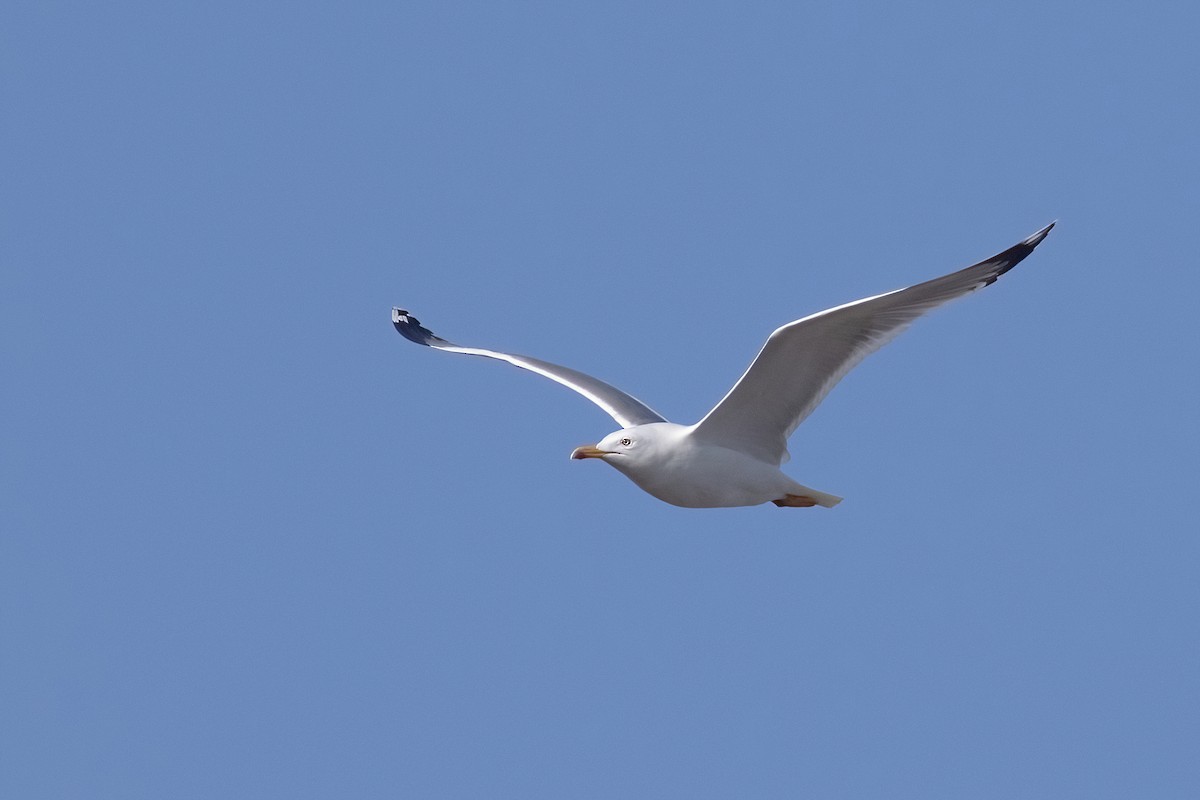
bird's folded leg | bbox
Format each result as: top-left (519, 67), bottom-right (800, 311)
top-left (772, 494), bottom-right (819, 508)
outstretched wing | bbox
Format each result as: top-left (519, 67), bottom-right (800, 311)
top-left (689, 223), bottom-right (1055, 464)
top-left (392, 308), bottom-right (668, 428)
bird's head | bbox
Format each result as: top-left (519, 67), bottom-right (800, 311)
top-left (569, 422), bottom-right (684, 474)
top-left (570, 431), bottom-right (637, 463)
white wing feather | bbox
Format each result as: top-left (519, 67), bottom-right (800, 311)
top-left (689, 223), bottom-right (1055, 464)
top-left (392, 309), bottom-right (667, 428)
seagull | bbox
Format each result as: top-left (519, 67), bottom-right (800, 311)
top-left (393, 223), bottom-right (1054, 508)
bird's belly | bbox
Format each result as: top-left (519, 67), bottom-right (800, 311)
top-left (627, 450), bottom-right (787, 508)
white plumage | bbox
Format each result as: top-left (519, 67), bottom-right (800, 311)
top-left (392, 223), bottom-right (1054, 508)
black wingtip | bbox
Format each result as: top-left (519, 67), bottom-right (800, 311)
top-left (1024, 221), bottom-right (1056, 247)
top-left (392, 307), bottom-right (446, 347)
top-left (982, 221), bottom-right (1057, 284)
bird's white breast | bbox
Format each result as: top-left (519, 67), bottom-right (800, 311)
top-left (610, 428), bottom-right (793, 508)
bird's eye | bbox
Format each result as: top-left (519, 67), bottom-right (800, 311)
top-left (620, 438), bottom-right (632, 447)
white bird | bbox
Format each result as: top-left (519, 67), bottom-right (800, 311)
top-left (393, 223), bottom-right (1054, 508)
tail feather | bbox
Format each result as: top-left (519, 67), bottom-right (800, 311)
top-left (792, 483), bottom-right (844, 508)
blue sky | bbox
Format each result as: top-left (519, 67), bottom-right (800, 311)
top-left (3, 2), bottom-right (1198, 797)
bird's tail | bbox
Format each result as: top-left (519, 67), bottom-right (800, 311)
top-left (790, 483), bottom-right (844, 508)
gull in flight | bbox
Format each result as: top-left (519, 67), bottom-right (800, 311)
top-left (393, 223), bottom-right (1054, 508)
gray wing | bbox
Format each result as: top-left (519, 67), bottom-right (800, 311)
top-left (392, 308), bottom-right (668, 428)
top-left (689, 223), bottom-right (1055, 464)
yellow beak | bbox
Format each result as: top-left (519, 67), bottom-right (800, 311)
top-left (570, 445), bottom-right (611, 460)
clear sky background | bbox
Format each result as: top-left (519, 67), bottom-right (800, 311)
top-left (3, 2), bottom-right (1198, 797)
